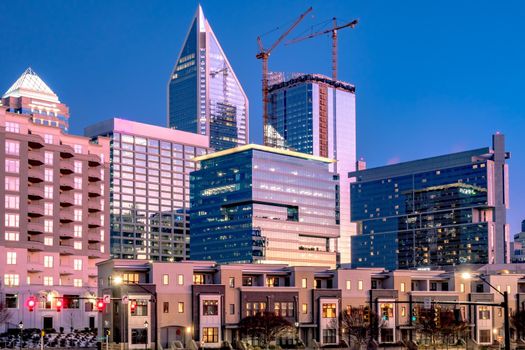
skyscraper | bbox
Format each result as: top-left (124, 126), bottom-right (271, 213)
top-left (85, 118), bottom-right (209, 261)
top-left (167, 5), bottom-right (248, 151)
top-left (350, 133), bottom-right (510, 270)
top-left (1, 68), bottom-right (70, 132)
top-left (265, 74), bottom-right (357, 264)
top-left (190, 144), bottom-right (339, 268)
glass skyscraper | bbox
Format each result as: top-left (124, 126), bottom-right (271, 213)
top-left (350, 133), bottom-right (510, 270)
top-left (167, 5), bottom-right (248, 151)
top-left (85, 118), bottom-right (209, 261)
top-left (265, 74), bottom-right (357, 264)
top-left (190, 144), bottom-right (339, 268)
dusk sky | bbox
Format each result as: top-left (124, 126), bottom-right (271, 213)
top-left (1, 0), bottom-right (523, 234)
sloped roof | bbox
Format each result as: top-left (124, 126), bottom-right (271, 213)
top-left (3, 67), bottom-right (60, 103)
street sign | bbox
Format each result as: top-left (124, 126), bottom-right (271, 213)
top-left (103, 294), bottom-right (111, 304)
top-left (424, 297), bottom-right (432, 310)
top-left (122, 295), bottom-right (129, 304)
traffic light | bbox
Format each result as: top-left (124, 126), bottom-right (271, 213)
top-left (434, 307), bottom-right (441, 327)
top-left (96, 300), bottom-right (105, 313)
top-left (130, 300), bottom-right (137, 315)
top-left (411, 307), bottom-right (418, 322)
top-left (26, 297), bottom-right (36, 312)
top-left (363, 306), bottom-right (370, 322)
top-left (56, 299), bottom-right (63, 312)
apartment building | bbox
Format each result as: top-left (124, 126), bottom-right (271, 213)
top-left (0, 106), bottom-right (110, 331)
top-left (98, 260), bottom-right (525, 349)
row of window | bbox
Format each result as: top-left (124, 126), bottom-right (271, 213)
top-left (3, 274), bottom-right (84, 287)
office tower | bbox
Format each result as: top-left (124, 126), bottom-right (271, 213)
top-left (85, 118), bottom-right (209, 261)
top-left (167, 5), bottom-right (248, 151)
top-left (350, 133), bottom-right (510, 270)
top-left (1, 68), bottom-right (70, 131)
top-left (0, 106), bottom-right (109, 331)
top-left (512, 220), bottom-right (525, 263)
top-left (265, 74), bottom-right (356, 264)
top-left (190, 144), bottom-right (339, 268)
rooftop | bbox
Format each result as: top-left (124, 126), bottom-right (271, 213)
top-left (268, 73), bottom-right (355, 94)
top-left (3, 67), bottom-right (60, 103)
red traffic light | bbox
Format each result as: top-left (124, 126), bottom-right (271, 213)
top-left (130, 301), bottom-right (137, 314)
top-left (97, 300), bottom-right (105, 312)
top-left (56, 299), bottom-right (63, 312)
top-left (26, 297), bottom-right (36, 312)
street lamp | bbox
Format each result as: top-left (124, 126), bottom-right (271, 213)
top-left (18, 322), bottom-right (23, 350)
top-left (144, 321), bottom-right (149, 350)
top-left (462, 272), bottom-right (510, 350)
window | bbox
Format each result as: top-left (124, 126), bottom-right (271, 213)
top-left (131, 300), bottom-right (148, 316)
top-left (178, 302), bottom-right (184, 313)
top-left (121, 273), bottom-right (139, 284)
top-left (372, 280), bottom-right (377, 289)
top-left (400, 282), bottom-right (406, 292)
top-left (44, 256), bottom-right (54, 268)
top-left (274, 302), bottom-right (294, 317)
top-left (44, 186), bottom-right (53, 199)
top-left (74, 177), bottom-right (82, 190)
top-left (162, 274), bottom-right (169, 285)
top-left (44, 236), bottom-right (53, 246)
top-left (322, 303), bottom-right (337, 318)
top-left (4, 274), bottom-right (19, 286)
top-left (322, 329), bottom-right (336, 344)
top-left (74, 259), bottom-right (82, 270)
top-left (163, 302), bottom-right (169, 313)
top-left (5, 294), bottom-right (18, 308)
top-left (74, 145), bottom-right (83, 154)
top-left (44, 220), bottom-right (53, 233)
top-left (301, 278), bottom-right (307, 289)
top-left (5, 140), bottom-right (19, 155)
top-left (5, 177), bottom-right (19, 191)
top-left (45, 202), bottom-right (53, 216)
top-left (74, 209), bottom-right (82, 221)
top-left (479, 329), bottom-right (491, 343)
top-left (44, 277), bottom-right (54, 286)
top-left (5, 195), bottom-right (19, 209)
top-left (131, 329), bottom-right (147, 345)
top-left (73, 279), bottom-right (82, 287)
top-left (460, 283), bottom-right (465, 293)
top-left (6, 252), bottom-right (16, 265)
top-left (44, 152), bottom-right (53, 165)
top-left (229, 277), bottom-right (235, 288)
top-left (177, 274), bottom-right (184, 285)
top-left (507, 285), bottom-right (511, 294)
top-left (5, 159), bottom-right (19, 173)
top-left (245, 302), bottom-right (266, 316)
top-left (381, 328), bottom-right (394, 343)
top-left (302, 303), bottom-right (308, 314)
top-left (74, 241), bottom-right (82, 250)
top-left (401, 306), bottom-right (406, 317)
top-left (44, 168), bottom-right (53, 182)
top-left (202, 328), bottom-right (219, 343)
top-left (5, 122), bottom-right (20, 133)
top-left (479, 307), bottom-right (490, 320)
top-left (346, 280), bottom-right (351, 290)
top-left (5, 232), bottom-right (19, 241)
top-left (5, 214), bottom-right (19, 227)
top-left (74, 225), bottom-right (82, 238)
top-left (74, 161), bottom-right (82, 173)
top-left (74, 193), bottom-right (82, 205)
top-left (203, 300), bottom-right (218, 316)
top-left (44, 134), bottom-right (53, 144)
top-left (266, 277), bottom-right (279, 287)
top-left (358, 280), bottom-right (363, 290)
top-left (230, 304), bottom-right (235, 315)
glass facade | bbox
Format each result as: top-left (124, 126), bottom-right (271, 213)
top-left (190, 146), bottom-right (339, 267)
top-left (168, 6), bottom-right (248, 151)
top-left (350, 141), bottom-right (510, 270)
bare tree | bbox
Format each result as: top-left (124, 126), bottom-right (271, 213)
top-left (415, 307), bottom-right (467, 349)
top-left (511, 309), bottom-right (525, 342)
top-left (238, 312), bottom-right (293, 349)
top-left (339, 308), bottom-right (384, 350)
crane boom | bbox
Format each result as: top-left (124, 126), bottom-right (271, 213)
top-left (256, 7), bottom-right (313, 147)
top-left (285, 18), bottom-right (358, 80)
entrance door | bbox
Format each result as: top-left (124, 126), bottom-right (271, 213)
top-left (43, 317), bottom-right (53, 330)
top-left (89, 317), bottom-right (95, 329)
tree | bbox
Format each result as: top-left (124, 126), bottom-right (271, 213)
top-left (339, 308), bottom-right (384, 350)
top-left (415, 307), bottom-right (467, 350)
top-left (238, 312), bottom-right (293, 349)
top-left (511, 309), bottom-right (525, 342)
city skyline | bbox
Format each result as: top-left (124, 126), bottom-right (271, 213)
top-left (0, 0), bottom-right (523, 234)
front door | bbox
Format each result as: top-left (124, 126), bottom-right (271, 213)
top-left (43, 317), bottom-right (53, 330)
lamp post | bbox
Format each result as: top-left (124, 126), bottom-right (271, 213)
top-left (144, 321), bottom-right (149, 350)
top-left (462, 272), bottom-right (511, 350)
top-left (18, 321), bottom-right (23, 350)
top-left (113, 276), bottom-right (158, 350)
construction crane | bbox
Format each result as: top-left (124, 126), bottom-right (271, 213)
top-left (286, 17), bottom-right (358, 81)
top-left (256, 7), bottom-right (313, 146)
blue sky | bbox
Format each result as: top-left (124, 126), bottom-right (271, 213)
top-left (1, 0), bottom-right (523, 234)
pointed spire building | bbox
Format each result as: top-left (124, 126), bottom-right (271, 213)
top-left (2, 68), bottom-right (70, 131)
top-left (167, 5), bottom-right (248, 151)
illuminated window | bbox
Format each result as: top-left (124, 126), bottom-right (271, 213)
top-left (202, 327), bottom-right (218, 343)
top-left (5, 232), bottom-right (19, 241)
top-left (44, 220), bottom-right (53, 233)
top-left (5, 177), bottom-right (19, 191)
top-left (301, 278), bottom-right (307, 288)
top-left (5, 214), bottom-right (19, 227)
top-left (74, 161), bottom-right (82, 173)
top-left (203, 300), bottom-right (218, 315)
top-left (5, 140), bottom-right (19, 155)
top-left (302, 303), bottom-right (308, 314)
top-left (6, 252), bottom-right (16, 265)
top-left (346, 280), bottom-right (351, 290)
top-left (162, 274), bottom-right (169, 285)
top-left (74, 225), bottom-right (82, 238)
top-left (43, 277), bottom-right (54, 286)
top-left (45, 168), bottom-right (53, 182)
top-left (5, 195), bottom-right (19, 209)
top-left (74, 241), bottom-right (82, 250)
top-left (44, 186), bottom-right (53, 199)
top-left (44, 152), bottom-right (53, 165)
top-left (44, 237), bottom-right (53, 246)
top-left (4, 274), bottom-right (19, 286)
top-left (74, 279), bottom-right (82, 287)
top-left (5, 122), bottom-right (20, 133)
top-left (358, 280), bottom-right (363, 290)
top-left (322, 303), bottom-right (337, 318)
top-left (5, 159), bottom-right (19, 173)
top-left (178, 274), bottom-right (184, 285)
top-left (44, 256), bottom-right (54, 268)
top-left (74, 259), bottom-right (82, 271)
top-left (45, 202), bottom-right (53, 216)
top-left (400, 282), bottom-right (406, 292)
top-left (178, 302), bottom-right (184, 313)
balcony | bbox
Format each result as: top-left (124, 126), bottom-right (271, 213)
top-left (27, 261), bottom-right (44, 273)
top-left (88, 246), bottom-right (103, 259)
top-left (87, 154), bottom-right (102, 167)
top-left (27, 203), bottom-right (44, 217)
top-left (59, 224), bottom-right (74, 239)
top-left (26, 134), bottom-right (45, 148)
top-left (59, 193), bottom-right (74, 207)
top-left (59, 176), bottom-right (75, 190)
top-left (88, 168), bottom-right (101, 182)
top-left (28, 149), bottom-right (45, 165)
top-left (88, 266), bottom-right (98, 277)
top-left (28, 167), bottom-right (45, 183)
top-left (59, 145), bottom-right (75, 158)
top-left (59, 240), bottom-right (75, 255)
top-left (88, 183), bottom-right (102, 197)
top-left (28, 184), bottom-right (45, 199)
top-left (27, 220), bottom-right (44, 234)
top-left (88, 199), bottom-right (101, 212)
top-left (59, 210), bottom-right (74, 223)
top-left (60, 158), bottom-right (75, 174)
top-left (88, 230), bottom-right (101, 243)
top-left (27, 236), bottom-right (44, 251)
top-left (58, 265), bottom-right (75, 275)
top-left (88, 215), bottom-right (101, 228)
